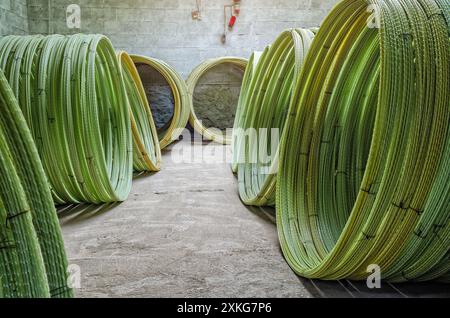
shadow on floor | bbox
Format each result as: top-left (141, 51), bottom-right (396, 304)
top-left (241, 201), bottom-right (449, 298)
top-left (57, 171), bottom-right (158, 223)
top-left (133, 171), bottom-right (157, 180)
top-left (299, 276), bottom-right (450, 298)
top-left (57, 202), bottom-right (121, 225)
top-left (244, 204), bottom-right (276, 224)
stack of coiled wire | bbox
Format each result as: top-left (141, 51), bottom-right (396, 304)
top-left (117, 51), bottom-right (161, 172)
top-left (273, 0), bottom-right (449, 281)
top-left (233, 0), bottom-right (449, 282)
top-left (232, 28), bottom-right (315, 206)
top-left (187, 57), bottom-right (248, 145)
top-left (0, 34), bottom-right (133, 204)
top-left (0, 0), bottom-right (447, 295)
top-left (0, 34), bottom-right (167, 297)
top-left (0, 70), bottom-right (72, 297)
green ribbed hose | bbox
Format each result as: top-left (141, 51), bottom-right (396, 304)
top-left (0, 35), bottom-right (133, 204)
top-left (0, 69), bottom-right (72, 298)
top-left (276, 0), bottom-right (449, 281)
top-left (232, 49), bottom-right (266, 173)
top-left (232, 29), bottom-right (315, 206)
top-left (187, 57), bottom-right (247, 145)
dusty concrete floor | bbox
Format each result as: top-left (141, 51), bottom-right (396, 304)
top-left (59, 139), bottom-right (311, 298)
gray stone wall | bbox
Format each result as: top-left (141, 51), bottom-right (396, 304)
top-left (25, 0), bottom-right (338, 77)
top-left (193, 63), bottom-right (244, 130)
top-left (135, 62), bottom-right (175, 134)
top-left (0, 0), bottom-right (28, 36)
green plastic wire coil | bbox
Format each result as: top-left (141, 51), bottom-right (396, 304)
top-left (117, 51), bottom-right (161, 172)
top-left (131, 55), bottom-right (190, 150)
top-left (187, 57), bottom-right (248, 145)
top-left (231, 50), bottom-right (265, 174)
top-left (276, 0), bottom-right (449, 281)
top-left (0, 34), bottom-right (133, 204)
top-left (232, 29), bottom-right (315, 206)
top-left (0, 69), bottom-right (72, 298)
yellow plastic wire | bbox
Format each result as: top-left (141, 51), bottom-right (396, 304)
top-left (117, 51), bottom-right (161, 172)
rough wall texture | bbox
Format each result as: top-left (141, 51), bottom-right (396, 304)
top-left (193, 63), bottom-right (244, 130)
top-left (0, 0), bottom-right (28, 36)
top-left (135, 62), bottom-right (175, 134)
top-left (25, 0), bottom-right (338, 77)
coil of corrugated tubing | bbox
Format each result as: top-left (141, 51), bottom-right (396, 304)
top-left (276, 0), bottom-right (449, 281)
top-left (0, 70), bottom-right (72, 298)
top-left (131, 55), bottom-right (190, 150)
top-left (117, 51), bottom-right (161, 172)
top-left (0, 34), bottom-right (133, 204)
top-left (231, 28), bottom-right (316, 206)
top-left (187, 57), bottom-right (248, 144)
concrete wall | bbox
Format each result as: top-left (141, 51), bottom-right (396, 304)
top-left (0, 0), bottom-right (28, 36)
top-left (25, 0), bottom-right (338, 77)
top-left (194, 63), bottom-right (244, 130)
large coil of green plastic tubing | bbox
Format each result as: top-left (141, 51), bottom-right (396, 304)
top-left (186, 57), bottom-right (248, 145)
top-left (131, 55), bottom-right (190, 150)
top-left (231, 50), bottom-right (266, 173)
top-left (117, 51), bottom-right (162, 172)
top-left (0, 34), bottom-right (133, 205)
top-left (276, 0), bottom-right (449, 281)
top-left (231, 28), bottom-right (315, 206)
top-left (0, 69), bottom-right (72, 298)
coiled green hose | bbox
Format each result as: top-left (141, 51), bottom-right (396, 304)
top-left (187, 57), bottom-right (248, 145)
top-left (231, 50), bottom-right (265, 173)
top-left (117, 51), bottom-right (161, 172)
top-left (0, 69), bottom-right (72, 297)
top-left (131, 55), bottom-right (190, 150)
top-left (0, 35), bottom-right (133, 204)
top-left (232, 29), bottom-right (315, 206)
top-left (276, 0), bottom-right (449, 281)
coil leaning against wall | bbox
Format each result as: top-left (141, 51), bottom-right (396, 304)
top-left (0, 34), bottom-right (133, 205)
top-left (276, 0), bottom-right (450, 281)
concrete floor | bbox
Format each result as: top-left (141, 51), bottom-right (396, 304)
top-left (58, 139), bottom-right (450, 298)
top-left (59, 139), bottom-right (312, 298)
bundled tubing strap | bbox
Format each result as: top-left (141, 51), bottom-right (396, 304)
top-left (117, 51), bottom-right (161, 172)
top-left (232, 29), bottom-right (315, 206)
top-left (0, 35), bottom-right (133, 204)
top-left (131, 55), bottom-right (190, 150)
top-left (0, 70), bottom-right (72, 298)
top-left (276, 0), bottom-right (449, 281)
top-left (187, 57), bottom-right (247, 145)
